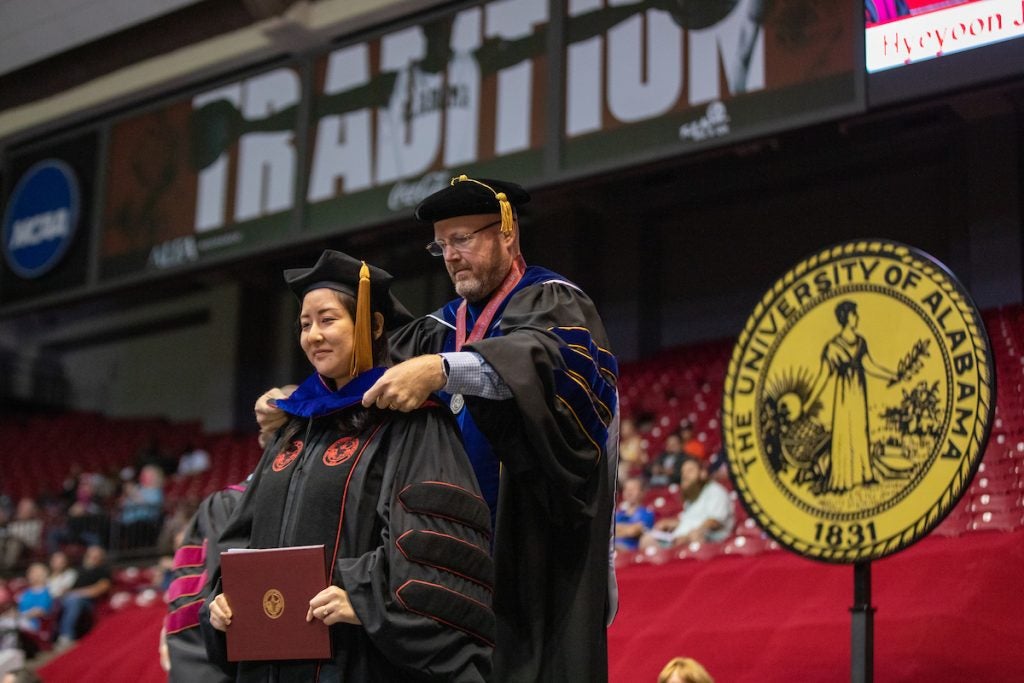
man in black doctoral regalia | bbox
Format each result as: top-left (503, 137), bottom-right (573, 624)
top-left (162, 482), bottom-right (247, 683)
top-left (258, 175), bottom-right (619, 681)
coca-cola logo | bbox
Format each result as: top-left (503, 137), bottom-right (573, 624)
top-left (387, 172), bottom-right (450, 212)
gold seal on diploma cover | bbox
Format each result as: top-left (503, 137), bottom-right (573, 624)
top-left (723, 240), bottom-right (994, 563)
top-left (262, 588), bottom-right (285, 619)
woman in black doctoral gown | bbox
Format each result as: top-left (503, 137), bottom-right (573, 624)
top-left (203, 250), bottom-right (494, 682)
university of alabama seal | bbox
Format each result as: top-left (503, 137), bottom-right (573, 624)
top-left (723, 240), bottom-right (993, 563)
top-left (263, 588), bottom-right (285, 619)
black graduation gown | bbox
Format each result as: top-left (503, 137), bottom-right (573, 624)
top-left (165, 483), bottom-right (246, 683)
top-left (390, 267), bottom-right (619, 683)
top-left (201, 371), bottom-right (495, 683)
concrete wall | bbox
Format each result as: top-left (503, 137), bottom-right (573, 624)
top-left (2, 284), bottom-right (240, 431)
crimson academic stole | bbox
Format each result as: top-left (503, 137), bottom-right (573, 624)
top-left (454, 255), bottom-right (527, 351)
top-left (449, 255), bottom-right (526, 415)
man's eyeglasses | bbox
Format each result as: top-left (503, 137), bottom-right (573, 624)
top-left (425, 220), bottom-right (501, 257)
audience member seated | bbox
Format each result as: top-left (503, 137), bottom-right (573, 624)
top-left (679, 420), bottom-right (707, 460)
top-left (615, 477), bottom-right (655, 552)
top-left (176, 443), bottom-right (211, 477)
top-left (0, 500), bottom-right (43, 571)
top-left (706, 448), bottom-right (729, 481)
top-left (134, 436), bottom-right (178, 478)
top-left (15, 563), bottom-right (51, 633)
top-left (658, 656), bottom-right (715, 683)
top-left (89, 470), bottom-right (119, 508)
top-left (641, 457), bottom-right (735, 549)
top-left (55, 545), bottom-right (112, 649)
top-left (0, 586), bottom-right (29, 676)
top-left (58, 465), bottom-right (83, 511)
top-left (117, 465), bottom-right (165, 549)
top-left (46, 552), bottom-right (76, 601)
top-left (649, 432), bottom-right (687, 487)
top-left (0, 642), bottom-right (25, 681)
top-left (617, 417), bottom-right (649, 485)
top-left (46, 475), bottom-right (110, 553)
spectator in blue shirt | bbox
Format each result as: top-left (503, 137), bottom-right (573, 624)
top-left (16, 562), bottom-right (52, 632)
top-left (615, 477), bottom-right (655, 552)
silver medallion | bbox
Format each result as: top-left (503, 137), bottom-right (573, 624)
top-left (450, 393), bottom-right (465, 414)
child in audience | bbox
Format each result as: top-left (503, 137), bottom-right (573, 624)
top-left (15, 564), bottom-right (51, 632)
top-left (615, 477), bottom-right (655, 551)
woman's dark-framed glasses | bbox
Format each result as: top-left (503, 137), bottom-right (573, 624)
top-left (425, 220), bottom-right (502, 257)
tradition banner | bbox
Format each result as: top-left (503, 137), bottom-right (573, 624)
top-left (80, 0), bottom-right (864, 283)
top-left (303, 0), bottom-right (550, 234)
top-left (560, 0), bottom-right (862, 170)
top-left (99, 65), bottom-right (303, 280)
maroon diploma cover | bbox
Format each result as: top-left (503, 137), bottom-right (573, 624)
top-left (220, 544), bottom-right (332, 661)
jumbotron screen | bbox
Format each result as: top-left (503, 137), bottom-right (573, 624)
top-left (866, 0), bottom-right (1024, 72)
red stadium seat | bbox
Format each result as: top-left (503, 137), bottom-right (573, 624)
top-left (968, 491), bottom-right (1024, 515)
top-left (674, 540), bottom-right (724, 562)
top-left (722, 533), bottom-right (771, 557)
top-left (968, 509), bottom-right (1024, 533)
top-left (642, 486), bottom-right (672, 507)
top-left (638, 545), bottom-right (676, 566)
top-left (650, 494), bottom-right (683, 521)
top-left (969, 467), bottom-right (1024, 496)
top-left (734, 517), bottom-right (763, 537)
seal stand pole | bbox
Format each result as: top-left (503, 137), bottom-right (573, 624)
top-left (851, 561), bottom-right (875, 683)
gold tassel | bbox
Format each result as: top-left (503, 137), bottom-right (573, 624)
top-left (350, 262), bottom-right (373, 377)
top-left (496, 192), bottom-right (513, 235)
top-left (450, 174), bottom-right (514, 235)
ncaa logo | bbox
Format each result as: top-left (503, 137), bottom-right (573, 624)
top-left (2, 160), bottom-right (80, 278)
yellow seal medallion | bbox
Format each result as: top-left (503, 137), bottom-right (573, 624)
top-left (262, 588), bottom-right (285, 619)
top-left (723, 240), bottom-right (993, 562)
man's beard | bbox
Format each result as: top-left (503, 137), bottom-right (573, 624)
top-left (451, 259), bottom-right (509, 303)
top-left (455, 277), bottom-right (489, 302)
top-left (681, 480), bottom-right (704, 502)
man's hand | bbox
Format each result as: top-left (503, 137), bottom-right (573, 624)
top-left (255, 385), bottom-right (297, 448)
top-left (674, 528), bottom-right (707, 547)
top-left (654, 517), bottom-right (678, 532)
top-left (615, 522), bottom-right (645, 539)
top-left (362, 355), bottom-right (446, 412)
top-left (210, 593), bottom-right (233, 632)
top-left (306, 586), bottom-right (360, 626)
